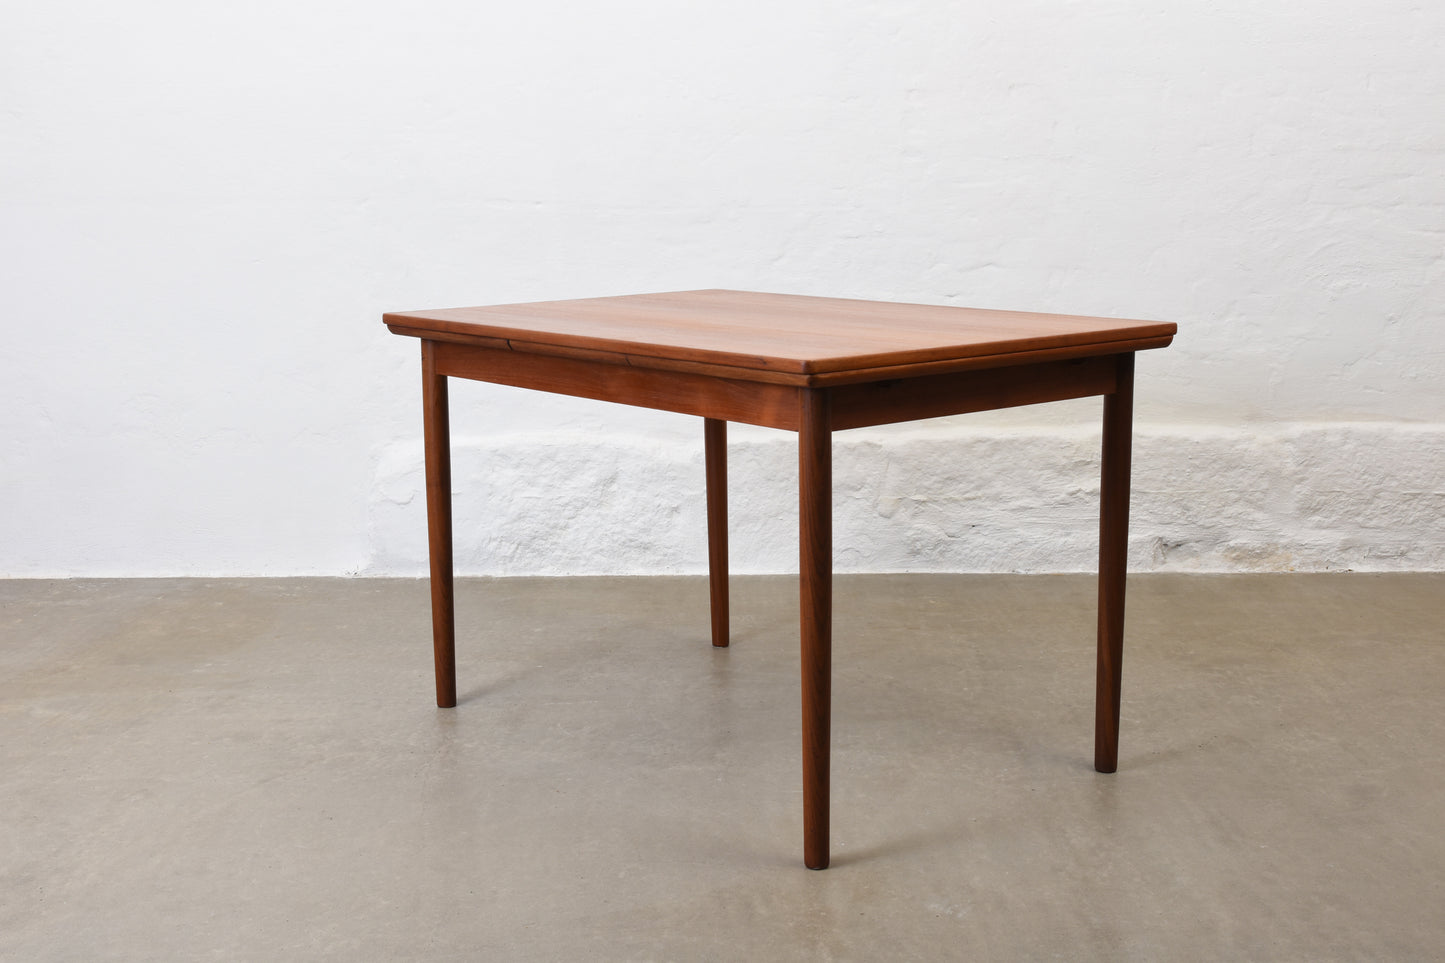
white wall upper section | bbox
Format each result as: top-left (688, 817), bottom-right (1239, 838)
top-left (2, 1), bottom-right (1442, 576)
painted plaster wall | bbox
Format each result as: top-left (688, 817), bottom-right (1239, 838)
top-left (2, 1), bottom-right (1442, 576)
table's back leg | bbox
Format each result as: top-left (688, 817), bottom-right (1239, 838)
top-left (1095, 352), bottom-right (1134, 772)
top-left (704, 418), bottom-right (729, 648)
top-left (799, 390), bottom-right (833, 869)
top-left (422, 341), bottom-right (457, 709)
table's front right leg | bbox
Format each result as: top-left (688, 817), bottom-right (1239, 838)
top-left (422, 340), bottom-right (457, 708)
top-left (798, 389), bottom-right (833, 869)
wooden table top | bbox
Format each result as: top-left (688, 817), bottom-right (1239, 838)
top-left (385, 290), bottom-right (1175, 385)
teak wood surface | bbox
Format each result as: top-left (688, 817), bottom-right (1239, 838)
top-left (386, 289), bottom-right (1177, 870)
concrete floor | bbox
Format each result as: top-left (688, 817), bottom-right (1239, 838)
top-left (2, 575), bottom-right (1442, 961)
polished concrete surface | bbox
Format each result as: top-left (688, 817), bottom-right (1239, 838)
top-left (2, 574), bottom-right (1442, 960)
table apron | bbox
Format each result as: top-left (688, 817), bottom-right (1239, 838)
top-left (431, 340), bottom-right (803, 430)
top-left (432, 340), bottom-right (1124, 433)
top-left (825, 354), bottom-right (1121, 430)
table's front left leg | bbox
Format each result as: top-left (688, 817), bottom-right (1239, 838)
top-left (422, 340), bottom-right (457, 709)
top-left (798, 389), bottom-right (832, 869)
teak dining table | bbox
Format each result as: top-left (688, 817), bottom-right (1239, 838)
top-left (384, 289), bottom-right (1176, 870)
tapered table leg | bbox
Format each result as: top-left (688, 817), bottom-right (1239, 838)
top-left (798, 390), bottom-right (832, 869)
top-left (1095, 353), bottom-right (1134, 772)
top-left (422, 341), bottom-right (457, 709)
top-left (704, 418), bottom-right (729, 648)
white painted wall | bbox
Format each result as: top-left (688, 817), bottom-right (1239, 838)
top-left (3, 1), bottom-right (1442, 576)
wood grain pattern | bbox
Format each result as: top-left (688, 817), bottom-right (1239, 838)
top-left (386, 289), bottom-right (1176, 383)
